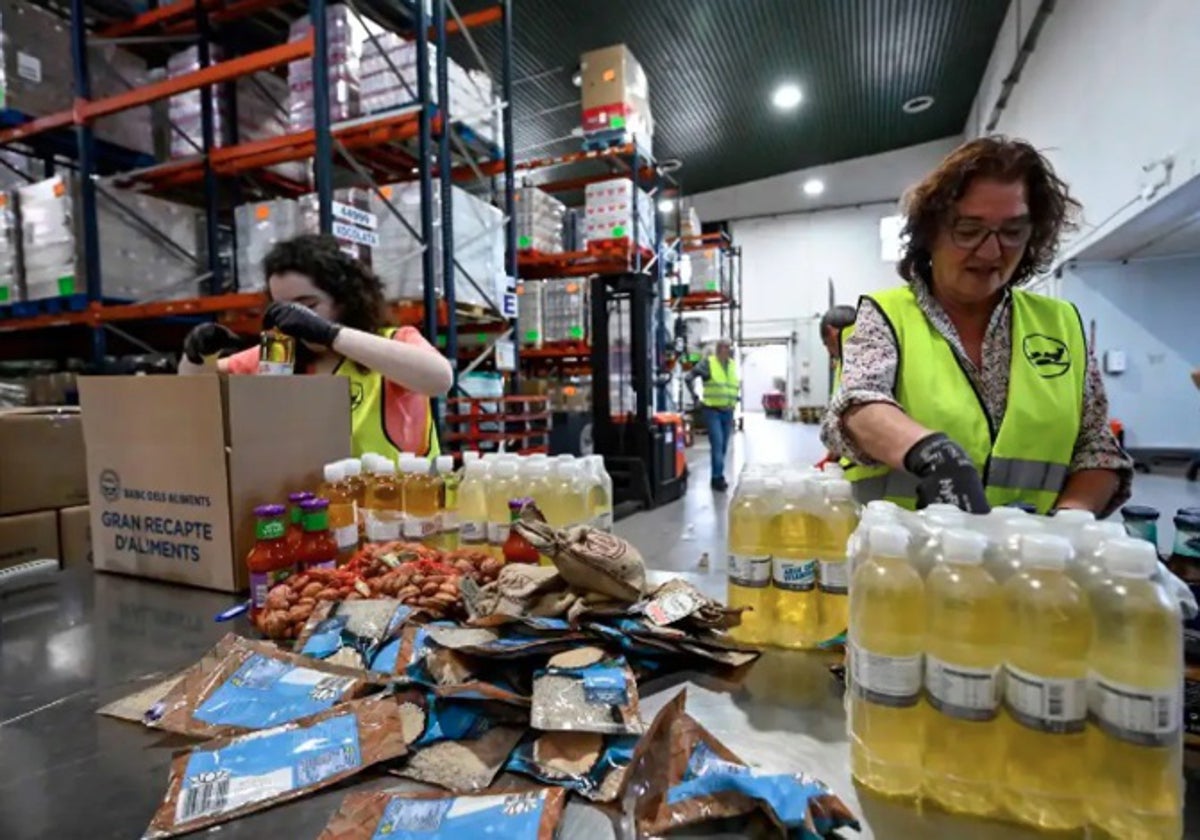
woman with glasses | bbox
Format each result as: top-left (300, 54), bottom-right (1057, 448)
top-left (821, 136), bottom-right (1131, 515)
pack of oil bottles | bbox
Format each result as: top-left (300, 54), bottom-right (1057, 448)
top-left (318, 451), bottom-right (614, 557)
top-left (843, 503), bottom-right (1183, 838)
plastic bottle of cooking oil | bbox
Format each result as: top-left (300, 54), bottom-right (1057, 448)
top-left (848, 523), bottom-right (925, 797)
top-left (586, 455), bottom-right (615, 531)
top-left (771, 473), bottom-right (820, 649)
top-left (545, 460), bottom-right (589, 531)
top-left (1000, 533), bottom-right (1091, 831)
top-left (727, 475), bottom-right (776, 646)
top-left (435, 455), bottom-right (459, 550)
top-left (317, 461), bottom-right (358, 558)
top-left (1049, 507), bottom-right (1096, 544)
top-left (363, 459), bottom-right (403, 543)
top-left (401, 456), bottom-right (440, 542)
top-left (486, 459), bottom-right (520, 554)
top-left (1065, 520), bottom-right (1127, 591)
top-left (983, 516), bottom-right (1047, 584)
top-left (814, 478), bottom-right (858, 644)
top-left (521, 460), bottom-right (553, 512)
top-left (341, 457), bottom-right (366, 506)
top-left (911, 508), bottom-right (967, 578)
top-left (1087, 536), bottom-right (1183, 840)
top-left (576, 457), bottom-right (603, 528)
top-left (846, 500), bottom-right (901, 580)
top-left (923, 528), bottom-right (1004, 817)
top-left (457, 459), bottom-right (489, 550)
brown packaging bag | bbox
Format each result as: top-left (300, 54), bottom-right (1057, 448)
top-left (641, 578), bottom-right (748, 631)
top-left (514, 505), bottom-right (645, 602)
top-left (316, 788), bottom-right (567, 840)
top-left (144, 695), bottom-right (420, 839)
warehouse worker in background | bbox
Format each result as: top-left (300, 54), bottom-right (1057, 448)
top-left (822, 136), bottom-right (1131, 514)
top-left (816, 305), bottom-right (857, 469)
top-left (179, 234), bottom-right (452, 458)
top-left (686, 337), bottom-right (739, 491)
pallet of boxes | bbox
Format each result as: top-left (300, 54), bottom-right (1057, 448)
top-left (0, 408), bottom-right (91, 572)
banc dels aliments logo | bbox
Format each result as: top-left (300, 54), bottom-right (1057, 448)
top-left (99, 468), bottom-right (121, 503)
top-left (1022, 334), bottom-right (1071, 379)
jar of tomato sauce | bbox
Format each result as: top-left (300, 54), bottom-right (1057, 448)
top-left (297, 497), bottom-right (338, 571)
top-left (247, 504), bottom-right (295, 618)
top-left (503, 498), bottom-right (540, 565)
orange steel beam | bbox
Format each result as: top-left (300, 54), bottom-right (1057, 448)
top-left (0, 293), bottom-right (267, 333)
top-left (0, 109), bottom-right (77, 147)
top-left (98, 0), bottom-right (215, 37)
top-left (442, 6), bottom-right (502, 36)
top-left (82, 36), bottom-right (313, 122)
top-left (538, 165), bottom-right (656, 193)
top-left (163, 0), bottom-right (292, 33)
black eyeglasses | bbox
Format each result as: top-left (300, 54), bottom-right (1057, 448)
top-left (948, 216), bottom-right (1033, 251)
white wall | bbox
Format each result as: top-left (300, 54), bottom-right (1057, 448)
top-left (968, 0), bottom-right (1200, 260)
top-left (1059, 257), bottom-right (1200, 451)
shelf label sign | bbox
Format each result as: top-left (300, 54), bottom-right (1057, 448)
top-left (494, 340), bottom-right (516, 372)
top-left (332, 221), bottom-right (380, 249)
top-left (502, 291), bottom-right (518, 318)
top-left (17, 52), bottom-right (42, 84)
top-left (331, 202), bottom-right (377, 230)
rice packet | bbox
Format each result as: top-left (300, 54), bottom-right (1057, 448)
top-left (506, 729), bottom-right (639, 802)
top-left (143, 695), bottom-right (420, 839)
top-left (295, 599), bottom-right (420, 671)
top-left (424, 623), bottom-right (589, 659)
top-left (394, 724), bottom-right (525, 793)
top-left (147, 634), bottom-right (373, 738)
top-left (316, 788), bottom-right (567, 840)
top-left (530, 648), bottom-right (644, 735)
top-left (392, 623), bottom-right (531, 705)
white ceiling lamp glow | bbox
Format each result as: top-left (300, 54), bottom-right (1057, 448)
top-left (771, 82), bottom-right (803, 111)
top-left (658, 198), bottom-right (676, 214)
top-left (802, 178), bottom-right (825, 197)
top-left (902, 94), bottom-right (935, 114)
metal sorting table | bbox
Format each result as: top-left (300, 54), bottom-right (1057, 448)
top-left (1, 567), bottom-right (1195, 839)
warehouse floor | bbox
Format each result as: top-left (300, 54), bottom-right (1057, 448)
top-left (616, 413), bottom-right (1200, 568)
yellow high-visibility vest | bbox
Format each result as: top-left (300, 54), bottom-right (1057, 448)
top-left (702, 355), bottom-right (739, 409)
top-left (844, 286), bottom-right (1085, 513)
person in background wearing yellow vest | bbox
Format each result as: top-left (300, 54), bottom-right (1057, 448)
top-left (178, 234), bottom-right (452, 458)
top-left (686, 337), bottom-right (739, 491)
top-left (822, 137), bottom-right (1131, 515)
top-left (816, 305), bottom-right (856, 469)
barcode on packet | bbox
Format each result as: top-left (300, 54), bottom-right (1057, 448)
top-left (179, 777), bottom-right (230, 822)
top-left (1157, 696), bottom-right (1172, 730)
top-left (1046, 684), bottom-right (1064, 718)
top-left (296, 745), bottom-right (357, 786)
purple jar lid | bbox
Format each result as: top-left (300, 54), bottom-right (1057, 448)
top-left (301, 497), bottom-right (331, 511)
top-left (508, 497), bottom-right (533, 512)
top-left (254, 504), bottom-right (287, 517)
top-left (288, 491), bottom-right (315, 503)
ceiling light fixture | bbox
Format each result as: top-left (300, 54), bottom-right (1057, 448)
top-left (771, 83), bottom-right (803, 111)
top-left (902, 94), bottom-right (935, 114)
top-left (658, 198), bottom-right (676, 214)
top-left (802, 178), bottom-right (825, 197)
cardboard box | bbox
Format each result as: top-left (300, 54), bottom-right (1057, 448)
top-left (58, 505), bottom-right (92, 568)
top-left (0, 511), bottom-right (59, 571)
top-left (579, 43), bottom-right (653, 140)
top-left (0, 407), bottom-right (88, 514)
top-left (79, 376), bottom-right (351, 592)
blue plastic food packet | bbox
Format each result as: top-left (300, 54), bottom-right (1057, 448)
top-left (147, 633), bottom-right (371, 738)
top-left (144, 696), bottom-right (418, 839)
top-left (315, 788), bottom-right (567, 840)
top-left (530, 648), bottom-right (644, 734)
top-left (506, 729), bottom-right (639, 802)
top-left (296, 600), bottom-right (418, 671)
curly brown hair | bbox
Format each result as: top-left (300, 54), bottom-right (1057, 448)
top-left (898, 136), bottom-right (1081, 287)
top-left (262, 233), bottom-right (386, 333)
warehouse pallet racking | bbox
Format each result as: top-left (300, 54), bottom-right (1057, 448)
top-left (0, 0), bottom-right (518, 444)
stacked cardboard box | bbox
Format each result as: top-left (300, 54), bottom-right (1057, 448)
top-left (89, 43), bottom-right (155, 157)
top-left (681, 205), bottom-right (702, 240)
top-left (542, 278), bottom-right (588, 343)
top-left (234, 199), bottom-right (302, 292)
top-left (584, 178), bottom-right (654, 251)
top-left (579, 44), bottom-right (654, 150)
top-left (287, 5), bottom-right (365, 130)
top-left (370, 181), bottom-right (504, 308)
top-left (166, 46), bottom-right (229, 159)
top-left (515, 187), bottom-right (566, 253)
top-left (0, 190), bottom-right (18, 304)
top-left (298, 188), bottom-right (376, 266)
top-left (0, 408), bottom-right (90, 572)
top-left (516, 281), bottom-right (544, 347)
top-left (688, 247), bottom-right (721, 295)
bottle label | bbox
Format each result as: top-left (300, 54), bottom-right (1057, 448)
top-left (332, 523), bottom-right (358, 550)
top-left (249, 567), bottom-right (294, 610)
top-left (849, 641), bottom-right (922, 707)
top-left (925, 655), bottom-right (1001, 721)
top-left (364, 512), bottom-right (401, 543)
top-left (1003, 663), bottom-right (1087, 733)
top-left (1089, 673), bottom-right (1179, 746)
top-left (487, 523), bottom-right (510, 545)
top-left (772, 556), bottom-right (816, 591)
top-left (403, 515), bottom-right (439, 540)
top-left (256, 360), bottom-right (294, 376)
top-left (460, 520), bottom-right (487, 543)
top-left (441, 512), bottom-right (459, 533)
top-left (303, 560), bottom-right (336, 571)
top-left (728, 553), bottom-right (770, 588)
top-left (818, 560), bottom-right (849, 594)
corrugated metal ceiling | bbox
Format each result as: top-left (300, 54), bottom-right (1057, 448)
top-left (457, 0), bottom-right (1010, 195)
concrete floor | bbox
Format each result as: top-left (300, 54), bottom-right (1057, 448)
top-left (616, 412), bottom-right (1200, 565)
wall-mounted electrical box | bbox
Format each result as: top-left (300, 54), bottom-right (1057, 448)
top-left (1104, 350), bottom-right (1127, 374)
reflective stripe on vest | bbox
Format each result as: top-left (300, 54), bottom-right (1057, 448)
top-left (334, 328), bottom-right (441, 459)
top-left (703, 355), bottom-right (739, 408)
top-left (844, 286), bottom-right (1086, 513)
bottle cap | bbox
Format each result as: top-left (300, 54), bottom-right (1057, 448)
top-left (782, 474), bottom-right (810, 498)
top-left (494, 461), bottom-right (518, 478)
top-left (404, 457), bottom-right (429, 475)
top-left (375, 460), bottom-right (397, 476)
top-left (288, 491), bottom-right (314, 504)
top-left (1177, 506), bottom-right (1200, 519)
top-left (1121, 504), bottom-right (1160, 521)
top-left (527, 452), bottom-right (549, 462)
top-left (435, 455), bottom-right (454, 473)
top-left (323, 462), bottom-right (344, 483)
top-left (1175, 513), bottom-right (1200, 530)
top-left (341, 458), bottom-right (363, 477)
top-left (825, 478), bottom-right (853, 500)
top-left (360, 454), bottom-right (383, 474)
top-left (1020, 534), bottom-right (1072, 569)
top-left (557, 461), bottom-right (580, 478)
top-left (739, 476), bottom-right (766, 495)
top-left (865, 499), bottom-right (901, 516)
top-left (462, 451), bottom-right (482, 463)
top-left (764, 477), bottom-right (783, 494)
top-left (300, 497), bottom-right (330, 511)
top-left (868, 523), bottom-right (909, 557)
top-left (989, 506), bottom-right (1028, 521)
top-left (508, 497), bottom-right (532, 512)
top-left (924, 503), bottom-right (962, 517)
top-left (254, 503), bottom-right (286, 517)
top-left (1005, 501), bottom-right (1039, 514)
top-left (465, 459), bottom-right (488, 476)
top-left (1076, 521), bottom-right (1126, 554)
top-left (941, 528), bottom-right (987, 564)
top-left (821, 463), bottom-right (845, 478)
top-left (926, 509), bottom-right (966, 529)
top-left (1101, 536), bottom-right (1158, 578)
top-left (1053, 508), bottom-right (1096, 526)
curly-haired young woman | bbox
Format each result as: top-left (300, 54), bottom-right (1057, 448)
top-left (821, 136), bottom-right (1131, 515)
top-left (178, 234), bottom-right (453, 459)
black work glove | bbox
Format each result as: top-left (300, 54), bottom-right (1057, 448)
top-left (903, 432), bottom-right (991, 513)
top-left (264, 301), bottom-right (342, 348)
top-left (183, 323), bottom-right (241, 364)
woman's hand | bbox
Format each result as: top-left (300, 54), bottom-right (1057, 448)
top-left (264, 301), bottom-right (342, 347)
top-left (183, 323), bottom-right (240, 364)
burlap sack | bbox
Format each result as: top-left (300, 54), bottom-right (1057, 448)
top-left (515, 506), bottom-right (645, 603)
top-left (475, 564), bottom-right (569, 619)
